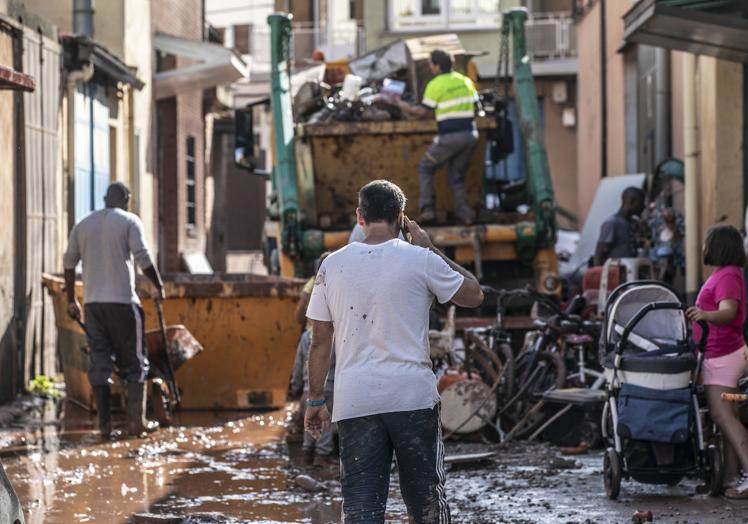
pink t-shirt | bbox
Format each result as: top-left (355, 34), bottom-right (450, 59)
top-left (693, 265), bottom-right (745, 359)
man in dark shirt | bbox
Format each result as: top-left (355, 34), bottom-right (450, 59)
top-left (594, 186), bottom-right (645, 266)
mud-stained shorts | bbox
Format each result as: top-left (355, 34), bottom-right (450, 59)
top-left (337, 404), bottom-right (449, 523)
top-left (84, 303), bottom-right (149, 387)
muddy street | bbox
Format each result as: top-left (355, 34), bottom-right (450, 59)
top-left (0, 399), bottom-right (746, 523)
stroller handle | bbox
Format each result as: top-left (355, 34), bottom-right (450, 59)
top-left (616, 301), bottom-right (709, 355)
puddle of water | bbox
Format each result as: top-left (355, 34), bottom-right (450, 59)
top-left (4, 402), bottom-right (748, 524)
top-left (1, 401), bottom-right (341, 524)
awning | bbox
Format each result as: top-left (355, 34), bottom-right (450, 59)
top-left (154, 33), bottom-right (249, 100)
top-left (623, 0), bottom-right (748, 63)
top-left (62, 35), bottom-right (145, 89)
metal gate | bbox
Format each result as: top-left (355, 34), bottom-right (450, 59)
top-left (20, 28), bottom-right (62, 382)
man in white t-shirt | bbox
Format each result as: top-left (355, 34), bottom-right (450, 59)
top-left (305, 180), bottom-right (483, 523)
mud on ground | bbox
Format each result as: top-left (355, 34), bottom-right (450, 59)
top-left (1, 400), bottom-right (748, 523)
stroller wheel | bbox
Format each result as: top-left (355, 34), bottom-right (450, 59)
top-left (706, 444), bottom-right (723, 497)
top-left (603, 447), bottom-right (622, 500)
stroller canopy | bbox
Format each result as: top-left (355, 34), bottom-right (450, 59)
top-left (604, 283), bottom-right (686, 353)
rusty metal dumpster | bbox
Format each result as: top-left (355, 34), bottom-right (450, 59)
top-left (296, 118), bottom-right (494, 229)
top-left (43, 273), bottom-right (305, 411)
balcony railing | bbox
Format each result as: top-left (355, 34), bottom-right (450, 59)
top-left (248, 23), bottom-right (366, 71)
top-left (526, 12), bottom-right (577, 59)
top-left (244, 13), bottom-right (573, 76)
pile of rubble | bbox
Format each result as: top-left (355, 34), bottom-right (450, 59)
top-left (292, 33), bottom-right (479, 125)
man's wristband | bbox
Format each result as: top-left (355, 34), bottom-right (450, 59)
top-left (306, 398), bottom-right (326, 407)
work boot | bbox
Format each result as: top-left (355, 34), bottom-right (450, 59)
top-left (126, 382), bottom-right (159, 437)
top-left (92, 385), bottom-right (112, 439)
top-left (455, 205), bottom-right (476, 225)
top-left (313, 453), bottom-right (339, 468)
top-left (419, 207), bottom-right (436, 225)
top-left (303, 447), bottom-right (315, 466)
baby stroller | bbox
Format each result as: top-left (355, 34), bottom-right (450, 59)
top-left (600, 281), bottom-right (722, 499)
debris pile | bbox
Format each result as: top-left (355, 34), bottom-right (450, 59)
top-left (291, 33), bottom-right (481, 125)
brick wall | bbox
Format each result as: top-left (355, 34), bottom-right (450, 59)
top-left (153, 0), bottom-right (206, 272)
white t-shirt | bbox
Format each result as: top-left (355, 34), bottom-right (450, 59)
top-left (306, 239), bottom-right (464, 422)
top-left (349, 223), bottom-right (404, 243)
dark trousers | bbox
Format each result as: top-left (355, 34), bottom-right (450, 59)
top-left (84, 303), bottom-right (148, 386)
top-left (417, 129), bottom-right (478, 214)
top-left (337, 405), bottom-right (450, 524)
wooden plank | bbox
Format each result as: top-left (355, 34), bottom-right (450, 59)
top-left (0, 64), bottom-right (34, 91)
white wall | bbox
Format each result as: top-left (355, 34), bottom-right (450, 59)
top-left (125, 0), bottom-right (157, 254)
top-left (205, 0), bottom-right (274, 29)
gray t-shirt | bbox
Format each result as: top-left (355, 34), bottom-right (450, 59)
top-left (63, 208), bottom-right (154, 304)
top-left (598, 214), bottom-right (637, 259)
top-left (306, 239), bottom-right (464, 422)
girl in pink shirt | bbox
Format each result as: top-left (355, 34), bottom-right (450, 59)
top-left (687, 224), bottom-right (748, 498)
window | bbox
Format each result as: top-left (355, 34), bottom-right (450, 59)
top-left (233, 24), bottom-right (250, 55)
top-left (390, 0), bottom-right (500, 31)
top-left (186, 136), bottom-right (196, 226)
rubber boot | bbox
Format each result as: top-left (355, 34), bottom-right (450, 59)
top-left (92, 385), bottom-right (112, 439)
top-left (126, 382), bottom-right (159, 437)
top-left (419, 206), bottom-right (436, 225)
top-left (454, 203), bottom-right (476, 225)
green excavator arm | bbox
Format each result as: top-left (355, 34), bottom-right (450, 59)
top-left (268, 13), bottom-right (302, 268)
top-left (502, 7), bottom-right (557, 248)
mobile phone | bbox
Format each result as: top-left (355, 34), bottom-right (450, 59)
top-left (400, 217), bottom-right (412, 243)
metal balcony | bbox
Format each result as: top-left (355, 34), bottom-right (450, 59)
top-left (525, 12), bottom-right (577, 60)
top-left (248, 23), bottom-right (366, 70)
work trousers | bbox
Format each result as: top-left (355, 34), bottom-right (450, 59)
top-left (84, 302), bottom-right (149, 387)
top-left (417, 129), bottom-right (478, 214)
top-left (337, 405), bottom-right (450, 524)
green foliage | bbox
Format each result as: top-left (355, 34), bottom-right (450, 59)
top-left (28, 375), bottom-right (63, 398)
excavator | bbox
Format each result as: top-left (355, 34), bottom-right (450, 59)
top-left (242, 7), bottom-right (559, 298)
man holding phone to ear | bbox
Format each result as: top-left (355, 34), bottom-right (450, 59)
top-left (304, 180), bottom-right (483, 523)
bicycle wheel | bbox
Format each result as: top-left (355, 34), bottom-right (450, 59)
top-left (502, 351), bottom-right (567, 439)
top-left (494, 342), bottom-right (515, 401)
top-left (465, 332), bottom-right (515, 402)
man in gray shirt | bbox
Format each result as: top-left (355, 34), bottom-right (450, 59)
top-left (594, 186), bottom-right (645, 266)
top-left (63, 182), bottom-right (164, 438)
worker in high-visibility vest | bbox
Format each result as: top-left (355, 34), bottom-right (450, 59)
top-left (398, 49), bottom-right (479, 225)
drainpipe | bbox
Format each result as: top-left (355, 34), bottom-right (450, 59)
top-left (66, 63), bottom-right (94, 232)
top-left (599, 0), bottom-right (607, 177)
top-left (125, 86), bottom-right (135, 212)
top-left (654, 48), bottom-right (671, 165)
top-left (683, 53), bottom-right (700, 302)
top-left (73, 0), bottom-right (95, 38)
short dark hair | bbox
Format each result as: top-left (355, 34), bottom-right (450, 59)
top-left (358, 180), bottom-right (406, 225)
top-left (104, 182), bottom-right (131, 208)
top-left (622, 186), bottom-right (644, 204)
top-left (703, 224), bottom-right (746, 268)
top-left (430, 49), bottom-right (453, 73)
